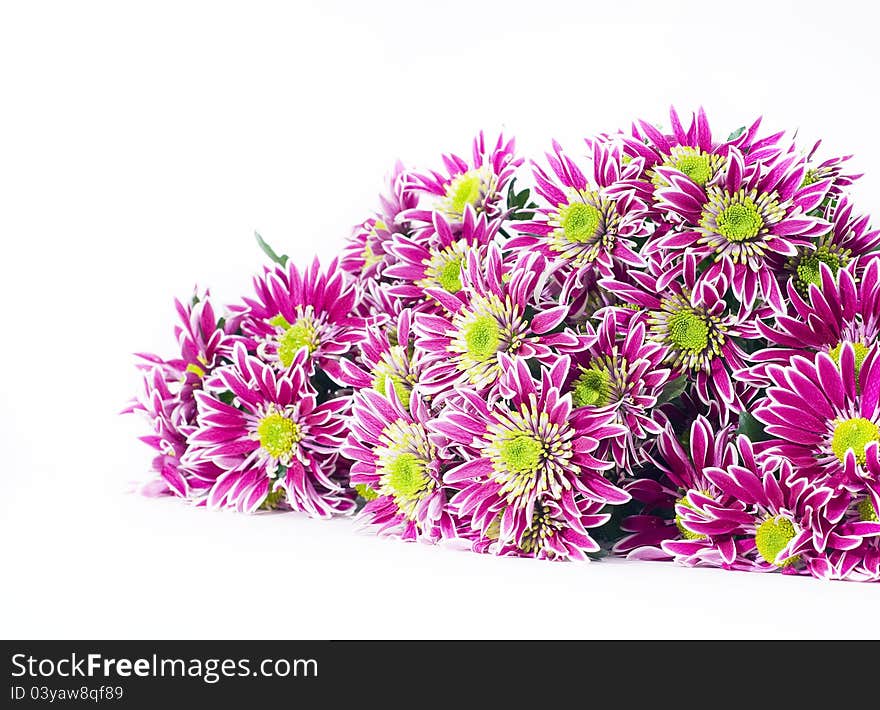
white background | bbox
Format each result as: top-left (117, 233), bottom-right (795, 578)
top-left (2, 0), bottom-right (880, 639)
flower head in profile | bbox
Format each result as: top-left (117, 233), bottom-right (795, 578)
top-left (186, 344), bottom-right (355, 516)
top-left (507, 139), bottom-right (649, 287)
top-left (401, 132), bottom-right (522, 225)
top-left (239, 257), bottom-right (364, 382)
top-left (563, 311), bottom-right (673, 468)
top-left (433, 356), bottom-right (629, 560)
top-left (341, 160), bottom-right (418, 283)
top-left (414, 243), bottom-right (586, 398)
top-left (615, 416), bottom-right (753, 567)
top-left (342, 387), bottom-right (456, 542)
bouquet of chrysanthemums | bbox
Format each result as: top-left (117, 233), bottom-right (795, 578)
top-left (127, 108), bottom-right (880, 582)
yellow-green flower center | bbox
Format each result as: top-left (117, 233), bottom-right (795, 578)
top-left (497, 434), bottom-right (544, 475)
top-left (571, 367), bottom-right (611, 408)
top-left (674, 495), bottom-right (707, 541)
top-left (829, 341), bottom-right (870, 374)
top-left (185, 362), bottom-right (206, 379)
top-left (373, 370), bottom-right (412, 410)
top-left (831, 417), bottom-right (880, 465)
top-left (796, 247), bottom-right (846, 293)
top-left (675, 153), bottom-right (713, 186)
top-left (755, 516), bottom-right (798, 567)
top-left (559, 202), bottom-right (602, 243)
top-left (354, 483), bottom-right (379, 502)
top-left (667, 310), bottom-right (710, 353)
top-left (386, 452), bottom-right (429, 497)
top-left (437, 254), bottom-right (464, 292)
top-left (801, 168), bottom-right (819, 187)
top-left (463, 314), bottom-right (501, 360)
top-left (716, 202), bottom-right (764, 242)
top-left (270, 314), bottom-right (320, 367)
top-left (858, 497), bottom-right (879, 522)
top-left (257, 413), bottom-right (300, 458)
top-left (446, 170), bottom-right (484, 215)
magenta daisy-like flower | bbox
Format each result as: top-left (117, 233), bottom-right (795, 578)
top-left (127, 367), bottom-right (224, 499)
top-left (338, 308), bottom-right (426, 411)
top-left (341, 387), bottom-right (455, 542)
top-left (186, 344), bottom-right (355, 516)
top-left (755, 345), bottom-right (880, 507)
top-left (401, 131), bottom-right (522, 225)
top-left (433, 356), bottom-right (629, 560)
top-left (623, 107), bottom-right (784, 193)
top-left (702, 456), bottom-right (840, 572)
top-left (615, 417), bottom-right (754, 568)
top-left (340, 160), bottom-right (418, 283)
top-left (239, 257), bottom-right (363, 383)
top-left (563, 311), bottom-right (673, 468)
top-left (800, 139), bottom-right (861, 200)
top-left (746, 257), bottom-right (880, 384)
top-left (383, 207), bottom-right (501, 310)
top-left (601, 253), bottom-right (754, 415)
top-left (652, 145), bottom-right (832, 311)
top-left (414, 243), bottom-right (585, 397)
top-left (507, 139), bottom-right (649, 285)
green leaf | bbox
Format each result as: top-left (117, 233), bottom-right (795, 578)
top-left (656, 375), bottom-right (688, 405)
top-left (254, 231), bottom-right (289, 266)
top-left (737, 410), bottom-right (769, 441)
top-left (727, 126), bottom-right (746, 142)
top-left (218, 390), bottom-right (237, 406)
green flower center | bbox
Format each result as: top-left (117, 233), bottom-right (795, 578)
top-left (571, 367), bottom-right (611, 408)
top-left (674, 495), bottom-right (707, 541)
top-left (716, 202), bottom-right (764, 242)
top-left (675, 153), bottom-right (713, 186)
top-left (446, 170), bottom-right (484, 215)
top-left (260, 487), bottom-right (287, 510)
top-left (373, 370), bottom-right (412, 410)
top-left (801, 168), bottom-right (819, 187)
top-left (257, 413), bottom-right (299, 459)
top-left (831, 417), bottom-right (880, 465)
top-left (829, 341), bottom-right (870, 374)
top-left (559, 202), bottom-right (602, 243)
top-left (271, 314), bottom-right (320, 367)
top-left (437, 254), bottom-right (464, 293)
top-left (858, 498), bottom-right (879, 522)
top-left (667, 310), bottom-right (709, 353)
top-left (497, 434), bottom-right (544, 475)
top-left (185, 362), bottom-right (206, 379)
top-left (755, 516), bottom-right (798, 567)
top-left (796, 246), bottom-right (847, 293)
top-left (386, 452), bottom-right (429, 497)
top-left (354, 483), bottom-right (379, 502)
top-left (463, 314), bottom-right (501, 361)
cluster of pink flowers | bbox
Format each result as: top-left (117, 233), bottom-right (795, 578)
top-left (129, 109), bottom-right (880, 581)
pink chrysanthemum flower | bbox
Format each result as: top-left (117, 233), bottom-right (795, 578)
top-left (342, 387), bottom-right (456, 542)
top-left (651, 145), bottom-right (832, 311)
top-left (338, 308), bottom-right (426, 411)
top-left (239, 257), bottom-right (364, 383)
top-left (602, 253), bottom-right (755, 416)
top-left (414, 243), bottom-right (585, 397)
top-left (745, 257), bottom-right (880, 385)
top-left (755, 345), bottom-right (880, 509)
top-left (187, 344), bottom-right (355, 516)
top-left (340, 160), bottom-right (418, 283)
top-left (800, 139), bottom-right (861, 200)
top-left (127, 367), bottom-right (224, 499)
top-left (563, 311), bottom-right (673, 468)
top-left (401, 131), bottom-right (522, 225)
top-left (615, 417), bottom-right (754, 568)
top-left (384, 207), bottom-right (501, 310)
top-left (433, 356), bottom-right (629, 560)
top-left (702, 456), bottom-right (842, 572)
top-left (623, 107), bottom-right (785, 193)
top-left (507, 139), bottom-right (649, 286)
